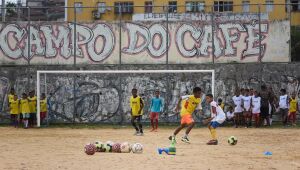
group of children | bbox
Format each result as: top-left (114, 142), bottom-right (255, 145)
top-left (224, 86), bottom-right (298, 128)
top-left (130, 87), bottom-right (226, 145)
top-left (8, 88), bottom-right (48, 128)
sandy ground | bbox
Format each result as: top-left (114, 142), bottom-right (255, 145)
top-left (0, 126), bottom-right (299, 170)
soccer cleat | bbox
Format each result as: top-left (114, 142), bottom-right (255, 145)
top-left (181, 136), bottom-right (190, 144)
top-left (136, 132), bottom-right (144, 136)
top-left (206, 140), bottom-right (218, 145)
top-left (134, 131), bottom-right (139, 135)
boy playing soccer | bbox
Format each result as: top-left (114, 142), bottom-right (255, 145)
top-left (242, 89), bottom-right (252, 128)
top-left (204, 94), bottom-right (226, 145)
top-left (289, 93), bottom-right (298, 126)
top-left (169, 87), bottom-right (202, 144)
top-left (232, 89), bottom-right (243, 128)
top-left (149, 90), bottom-right (163, 132)
top-left (130, 88), bottom-right (144, 136)
top-left (28, 90), bottom-right (37, 127)
top-left (278, 89), bottom-right (289, 126)
top-left (251, 90), bottom-right (261, 128)
top-left (20, 93), bottom-right (30, 129)
top-left (40, 93), bottom-right (48, 125)
top-left (9, 94), bottom-right (20, 128)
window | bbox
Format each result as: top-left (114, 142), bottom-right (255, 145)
top-left (214, 1), bottom-right (233, 12)
top-left (291, 0), bottom-right (300, 11)
top-left (266, 0), bottom-right (274, 12)
top-left (114, 2), bottom-right (134, 14)
top-left (242, 1), bottom-right (250, 12)
top-left (74, 2), bottom-right (83, 14)
top-left (145, 1), bottom-right (153, 13)
top-left (97, 2), bottom-right (106, 13)
top-left (168, 1), bottom-right (177, 13)
top-left (186, 1), bottom-right (205, 12)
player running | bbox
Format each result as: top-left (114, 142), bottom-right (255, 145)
top-left (169, 87), bottom-right (202, 144)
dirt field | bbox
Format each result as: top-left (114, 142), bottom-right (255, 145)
top-left (0, 126), bottom-right (299, 170)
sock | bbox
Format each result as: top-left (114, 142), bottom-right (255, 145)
top-left (210, 128), bottom-right (217, 140)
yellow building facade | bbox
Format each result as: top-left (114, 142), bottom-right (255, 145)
top-left (66, 0), bottom-right (300, 25)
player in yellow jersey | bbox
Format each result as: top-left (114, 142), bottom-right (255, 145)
top-left (40, 93), bottom-right (48, 125)
top-left (130, 88), bottom-right (144, 136)
top-left (28, 90), bottom-right (37, 127)
top-left (289, 93), bottom-right (298, 126)
top-left (169, 87), bottom-right (202, 143)
top-left (7, 88), bottom-right (15, 113)
top-left (9, 94), bottom-right (20, 128)
top-left (20, 93), bottom-right (30, 129)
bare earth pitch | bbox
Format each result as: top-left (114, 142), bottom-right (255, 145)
top-left (0, 127), bottom-right (299, 170)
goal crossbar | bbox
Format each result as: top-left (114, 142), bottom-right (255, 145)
top-left (36, 70), bottom-right (215, 127)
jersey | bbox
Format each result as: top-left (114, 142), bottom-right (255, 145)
top-left (8, 94), bottom-right (14, 103)
top-left (130, 96), bottom-right (143, 116)
top-left (9, 99), bottom-right (19, 114)
top-left (226, 111), bottom-right (234, 119)
top-left (40, 99), bottom-right (48, 112)
top-left (20, 99), bottom-right (30, 114)
top-left (232, 95), bottom-right (243, 113)
top-left (220, 102), bottom-right (225, 110)
top-left (180, 95), bottom-right (201, 117)
top-left (150, 97), bottom-right (163, 113)
top-left (251, 96), bottom-right (261, 113)
top-left (279, 95), bottom-right (288, 109)
top-left (242, 96), bottom-right (251, 111)
top-left (28, 96), bottom-right (37, 113)
top-left (260, 91), bottom-right (271, 108)
top-left (289, 98), bottom-right (297, 112)
top-left (210, 101), bottom-right (226, 124)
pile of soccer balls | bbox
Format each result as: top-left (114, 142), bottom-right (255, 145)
top-left (84, 141), bottom-right (143, 155)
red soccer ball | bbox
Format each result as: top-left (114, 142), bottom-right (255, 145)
top-left (112, 143), bottom-right (121, 153)
top-left (84, 143), bottom-right (96, 155)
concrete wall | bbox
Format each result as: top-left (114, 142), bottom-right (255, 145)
top-left (0, 63), bottom-right (299, 124)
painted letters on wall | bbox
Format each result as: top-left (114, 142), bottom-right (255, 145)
top-left (0, 13), bottom-right (290, 64)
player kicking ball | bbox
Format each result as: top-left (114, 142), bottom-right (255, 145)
top-left (203, 94), bottom-right (226, 145)
top-left (169, 87), bottom-right (202, 144)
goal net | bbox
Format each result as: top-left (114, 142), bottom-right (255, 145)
top-left (36, 70), bottom-right (215, 127)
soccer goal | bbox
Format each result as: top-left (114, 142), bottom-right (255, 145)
top-left (36, 70), bottom-right (215, 127)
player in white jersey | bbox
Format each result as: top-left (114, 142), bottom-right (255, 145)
top-left (279, 89), bottom-right (289, 126)
top-left (242, 89), bottom-right (252, 128)
top-left (251, 90), bottom-right (261, 128)
top-left (232, 89), bottom-right (243, 128)
top-left (203, 94), bottom-right (226, 145)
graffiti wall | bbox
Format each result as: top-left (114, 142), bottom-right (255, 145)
top-left (0, 63), bottom-right (299, 123)
top-left (0, 13), bottom-right (290, 65)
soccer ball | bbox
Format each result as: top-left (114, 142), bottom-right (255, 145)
top-left (228, 136), bottom-right (238, 145)
top-left (106, 141), bottom-right (115, 146)
top-left (131, 143), bottom-right (143, 154)
top-left (101, 143), bottom-right (112, 152)
top-left (84, 143), bottom-right (96, 155)
top-left (94, 141), bottom-right (103, 152)
top-left (112, 143), bottom-right (121, 153)
top-left (120, 142), bottom-right (131, 153)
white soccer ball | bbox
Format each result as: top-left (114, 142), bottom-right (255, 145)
top-left (106, 141), bottom-right (115, 146)
top-left (131, 143), bottom-right (143, 154)
top-left (120, 142), bottom-right (131, 153)
top-left (228, 136), bottom-right (238, 145)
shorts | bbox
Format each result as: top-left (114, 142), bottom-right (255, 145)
top-left (279, 108), bottom-right (288, 117)
top-left (260, 106), bottom-right (269, 118)
top-left (30, 113), bottom-right (36, 120)
top-left (210, 121), bottom-right (220, 128)
top-left (180, 114), bottom-right (194, 125)
top-left (40, 112), bottom-right (47, 120)
top-left (234, 112), bottom-right (243, 116)
top-left (243, 111), bottom-right (252, 117)
top-left (149, 112), bottom-right (159, 120)
top-left (22, 113), bottom-right (30, 119)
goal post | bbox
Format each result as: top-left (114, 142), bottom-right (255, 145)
top-left (36, 70), bottom-right (215, 127)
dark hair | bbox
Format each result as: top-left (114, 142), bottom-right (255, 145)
top-left (193, 87), bottom-right (201, 93)
top-left (240, 88), bottom-right (245, 91)
top-left (206, 94), bottom-right (213, 98)
top-left (132, 88), bottom-right (137, 92)
top-left (218, 98), bottom-right (222, 102)
top-left (22, 93), bottom-right (26, 96)
top-left (280, 89), bottom-right (286, 93)
top-left (261, 85), bottom-right (267, 90)
top-left (228, 106), bottom-right (233, 110)
top-left (245, 89), bottom-right (250, 92)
